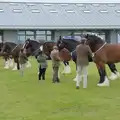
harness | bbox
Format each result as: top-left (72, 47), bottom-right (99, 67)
top-left (11, 44), bottom-right (19, 52)
top-left (94, 42), bottom-right (107, 54)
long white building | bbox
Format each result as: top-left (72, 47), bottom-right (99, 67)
top-left (0, 1), bottom-right (120, 43)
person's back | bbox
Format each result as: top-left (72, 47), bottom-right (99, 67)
top-left (50, 48), bottom-right (60, 67)
top-left (75, 38), bottom-right (93, 89)
top-left (50, 46), bottom-right (60, 83)
top-left (76, 44), bottom-right (92, 66)
top-left (37, 52), bottom-right (48, 69)
top-left (37, 51), bottom-right (48, 80)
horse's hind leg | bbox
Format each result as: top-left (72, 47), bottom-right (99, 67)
top-left (96, 62), bottom-right (109, 87)
top-left (107, 63), bottom-right (120, 80)
top-left (12, 57), bottom-right (20, 70)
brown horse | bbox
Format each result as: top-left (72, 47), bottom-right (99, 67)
top-left (0, 42), bottom-right (23, 70)
top-left (23, 39), bottom-right (56, 59)
top-left (57, 35), bottom-right (120, 82)
top-left (84, 34), bottom-right (120, 86)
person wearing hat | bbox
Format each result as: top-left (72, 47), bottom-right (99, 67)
top-left (19, 48), bottom-right (28, 76)
top-left (76, 38), bottom-right (94, 89)
top-left (50, 45), bottom-right (61, 83)
top-left (36, 50), bottom-right (48, 80)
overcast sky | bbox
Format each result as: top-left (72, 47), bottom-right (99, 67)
top-left (1, 0), bottom-right (120, 3)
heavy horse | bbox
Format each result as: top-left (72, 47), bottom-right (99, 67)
top-left (57, 36), bottom-right (120, 82)
top-left (23, 39), bottom-right (56, 58)
top-left (0, 42), bottom-right (22, 70)
top-left (83, 34), bottom-right (120, 86)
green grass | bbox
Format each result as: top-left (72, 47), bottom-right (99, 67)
top-left (1, 57), bottom-right (120, 120)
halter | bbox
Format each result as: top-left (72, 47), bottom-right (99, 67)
top-left (94, 42), bottom-right (107, 54)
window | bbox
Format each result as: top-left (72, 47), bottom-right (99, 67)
top-left (27, 3), bottom-right (36, 6)
top-left (92, 4), bottom-right (100, 7)
top-left (17, 30), bottom-right (35, 43)
top-left (83, 10), bottom-right (91, 13)
top-left (26, 31), bottom-right (34, 35)
top-left (49, 10), bottom-right (58, 13)
top-left (17, 30), bottom-right (52, 42)
top-left (13, 9), bottom-right (22, 13)
top-left (0, 9), bottom-right (4, 12)
top-left (61, 4), bottom-right (68, 6)
top-left (115, 10), bottom-right (120, 13)
top-left (9, 3), bottom-right (18, 6)
top-left (76, 4), bottom-right (84, 7)
top-left (36, 30), bottom-right (52, 41)
top-left (66, 10), bottom-right (75, 13)
top-left (99, 10), bottom-right (108, 13)
top-left (44, 4), bottom-right (52, 6)
top-left (36, 31), bottom-right (45, 34)
top-left (107, 4), bottom-right (115, 7)
top-left (31, 9), bottom-right (40, 13)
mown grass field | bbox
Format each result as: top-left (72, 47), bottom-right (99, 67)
top-left (1, 57), bottom-right (120, 120)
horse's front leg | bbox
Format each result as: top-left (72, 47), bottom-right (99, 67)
top-left (62, 61), bottom-right (71, 74)
top-left (96, 62), bottom-right (109, 87)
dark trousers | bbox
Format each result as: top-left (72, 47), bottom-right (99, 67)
top-left (38, 66), bottom-right (46, 80)
top-left (53, 67), bottom-right (60, 83)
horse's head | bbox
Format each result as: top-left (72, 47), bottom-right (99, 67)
top-left (23, 39), bottom-right (31, 49)
top-left (57, 39), bottom-right (66, 51)
top-left (84, 34), bottom-right (105, 52)
top-left (23, 39), bottom-right (34, 56)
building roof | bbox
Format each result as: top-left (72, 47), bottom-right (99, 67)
top-left (0, 2), bottom-right (120, 29)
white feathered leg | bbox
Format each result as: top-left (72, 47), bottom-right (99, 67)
top-left (97, 76), bottom-right (109, 87)
top-left (26, 61), bottom-right (31, 68)
top-left (4, 60), bottom-right (9, 69)
top-left (12, 63), bottom-right (17, 70)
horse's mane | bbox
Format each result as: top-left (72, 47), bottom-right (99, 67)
top-left (84, 34), bottom-right (104, 44)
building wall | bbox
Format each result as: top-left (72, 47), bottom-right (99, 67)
top-left (109, 30), bottom-right (118, 43)
top-left (3, 30), bottom-right (17, 43)
top-left (2, 29), bottom-right (119, 44)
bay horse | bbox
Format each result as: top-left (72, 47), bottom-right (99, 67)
top-left (23, 39), bottom-right (56, 59)
top-left (0, 42), bottom-right (22, 70)
top-left (84, 34), bottom-right (120, 86)
top-left (57, 36), bottom-right (120, 82)
top-left (23, 39), bottom-right (71, 74)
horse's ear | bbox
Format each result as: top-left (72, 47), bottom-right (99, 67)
top-left (59, 36), bottom-right (62, 40)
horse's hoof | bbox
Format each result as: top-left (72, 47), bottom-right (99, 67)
top-left (4, 66), bottom-right (9, 69)
top-left (76, 86), bottom-right (79, 89)
top-left (73, 78), bottom-right (77, 81)
top-left (116, 72), bottom-right (120, 77)
top-left (97, 77), bottom-right (109, 87)
top-left (12, 68), bottom-right (17, 70)
top-left (109, 72), bottom-right (118, 80)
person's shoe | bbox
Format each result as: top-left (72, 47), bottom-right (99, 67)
top-left (76, 86), bottom-right (79, 89)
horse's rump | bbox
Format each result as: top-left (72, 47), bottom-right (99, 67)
top-left (59, 48), bottom-right (71, 61)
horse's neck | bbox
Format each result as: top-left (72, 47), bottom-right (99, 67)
top-left (90, 43), bottom-right (104, 52)
top-left (66, 41), bottom-right (78, 52)
top-left (31, 42), bottom-right (41, 52)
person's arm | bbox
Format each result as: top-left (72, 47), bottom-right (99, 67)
top-left (87, 45), bottom-right (94, 58)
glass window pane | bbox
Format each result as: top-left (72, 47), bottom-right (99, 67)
top-left (36, 31), bottom-right (45, 34)
top-left (47, 31), bottom-right (51, 35)
top-left (18, 36), bottom-right (25, 43)
top-left (18, 31), bottom-right (25, 35)
top-left (0, 36), bottom-right (2, 42)
top-left (36, 35), bottom-right (46, 40)
top-left (26, 31), bottom-right (34, 35)
top-left (26, 36), bottom-right (34, 40)
top-left (47, 36), bottom-right (51, 41)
